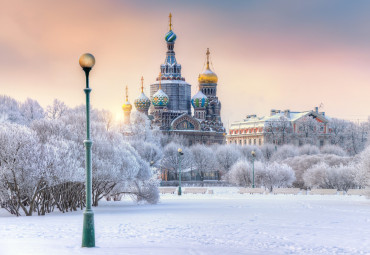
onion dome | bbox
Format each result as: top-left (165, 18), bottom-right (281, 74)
top-left (152, 89), bottom-right (169, 107)
top-left (198, 48), bottom-right (218, 84)
top-left (165, 30), bottom-right (177, 43)
top-left (152, 73), bottom-right (169, 107)
top-left (191, 91), bottom-right (209, 108)
top-left (122, 86), bottom-right (132, 112)
top-left (134, 77), bottom-right (151, 111)
top-left (165, 13), bottom-right (177, 42)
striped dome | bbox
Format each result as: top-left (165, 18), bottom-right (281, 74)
top-left (165, 30), bottom-right (177, 42)
top-left (191, 91), bottom-right (209, 108)
top-left (134, 93), bottom-right (151, 111)
top-left (152, 89), bottom-right (169, 107)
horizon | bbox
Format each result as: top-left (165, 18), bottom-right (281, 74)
top-left (1, 0), bottom-right (370, 127)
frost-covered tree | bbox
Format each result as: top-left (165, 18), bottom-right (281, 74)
top-left (20, 98), bottom-right (44, 125)
top-left (264, 116), bottom-right (293, 145)
top-left (303, 163), bottom-right (358, 191)
top-left (258, 162), bottom-right (295, 191)
top-left (239, 145), bottom-right (264, 162)
top-left (296, 116), bottom-right (321, 145)
top-left (357, 146), bottom-right (370, 188)
top-left (0, 123), bottom-right (43, 216)
top-left (161, 142), bottom-right (192, 179)
top-left (215, 144), bottom-right (242, 175)
top-left (260, 143), bottom-right (276, 162)
top-left (229, 160), bottom-right (295, 190)
top-left (228, 160), bottom-right (253, 187)
top-left (190, 144), bottom-right (216, 180)
top-left (0, 95), bottom-right (24, 124)
top-left (46, 99), bottom-right (68, 120)
top-left (283, 154), bottom-right (355, 188)
top-left (328, 118), bottom-right (368, 155)
top-left (130, 140), bottom-right (163, 168)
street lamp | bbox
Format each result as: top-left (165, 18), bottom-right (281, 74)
top-left (178, 148), bottom-right (184, 195)
top-left (79, 53), bottom-right (95, 248)
top-left (251, 150), bottom-right (256, 188)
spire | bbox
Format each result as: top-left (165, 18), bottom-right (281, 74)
top-left (141, 76), bottom-right (144, 93)
top-left (158, 72), bottom-right (162, 89)
top-left (206, 48), bottom-right (210, 69)
top-left (169, 13), bottom-right (172, 31)
top-left (125, 86), bottom-right (129, 102)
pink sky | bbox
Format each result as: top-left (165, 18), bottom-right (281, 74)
top-left (1, 0), bottom-right (370, 127)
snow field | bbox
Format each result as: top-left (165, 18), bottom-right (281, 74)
top-left (1, 190), bottom-right (370, 255)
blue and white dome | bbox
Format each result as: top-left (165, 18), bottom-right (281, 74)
top-left (191, 91), bottom-right (209, 108)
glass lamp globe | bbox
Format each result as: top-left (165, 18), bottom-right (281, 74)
top-left (79, 53), bottom-right (95, 69)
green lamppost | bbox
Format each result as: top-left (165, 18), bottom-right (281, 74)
top-left (178, 148), bottom-right (184, 195)
top-left (79, 53), bottom-right (96, 248)
top-left (251, 150), bottom-right (256, 188)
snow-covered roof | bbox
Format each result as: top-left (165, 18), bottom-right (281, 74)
top-left (230, 110), bottom-right (329, 130)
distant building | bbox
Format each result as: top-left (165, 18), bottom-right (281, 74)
top-left (226, 107), bottom-right (331, 147)
top-left (128, 13), bottom-right (226, 145)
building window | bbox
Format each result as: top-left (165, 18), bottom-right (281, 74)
top-left (259, 139), bottom-right (262, 145)
top-left (320, 140), bottom-right (324, 147)
top-left (254, 139), bottom-right (256, 145)
top-left (239, 140), bottom-right (242, 145)
top-left (244, 140), bottom-right (247, 145)
top-left (249, 139), bottom-right (251, 145)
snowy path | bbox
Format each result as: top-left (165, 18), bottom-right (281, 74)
top-left (1, 192), bottom-right (370, 255)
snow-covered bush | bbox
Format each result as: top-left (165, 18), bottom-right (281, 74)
top-left (258, 162), bottom-right (295, 191)
top-left (299, 144), bottom-right (320, 156)
top-left (320, 144), bottom-right (347, 156)
top-left (228, 160), bottom-right (253, 187)
top-left (303, 163), bottom-right (358, 191)
top-left (229, 160), bottom-right (295, 190)
top-left (282, 154), bottom-right (354, 188)
top-left (271, 144), bottom-right (298, 161)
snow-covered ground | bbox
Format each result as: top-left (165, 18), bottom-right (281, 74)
top-left (1, 188), bottom-right (370, 255)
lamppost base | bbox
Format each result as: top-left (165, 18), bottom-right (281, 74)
top-left (82, 210), bottom-right (95, 247)
top-left (178, 186), bottom-right (182, 196)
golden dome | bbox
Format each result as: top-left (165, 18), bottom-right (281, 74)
top-left (122, 86), bottom-right (132, 111)
top-left (198, 67), bottom-right (218, 84)
top-left (122, 100), bottom-right (132, 111)
top-left (198, 48), bottom-right (218, 84)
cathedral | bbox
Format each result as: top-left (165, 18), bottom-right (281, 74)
top-left (122, 14), bottom-right (226, 145)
